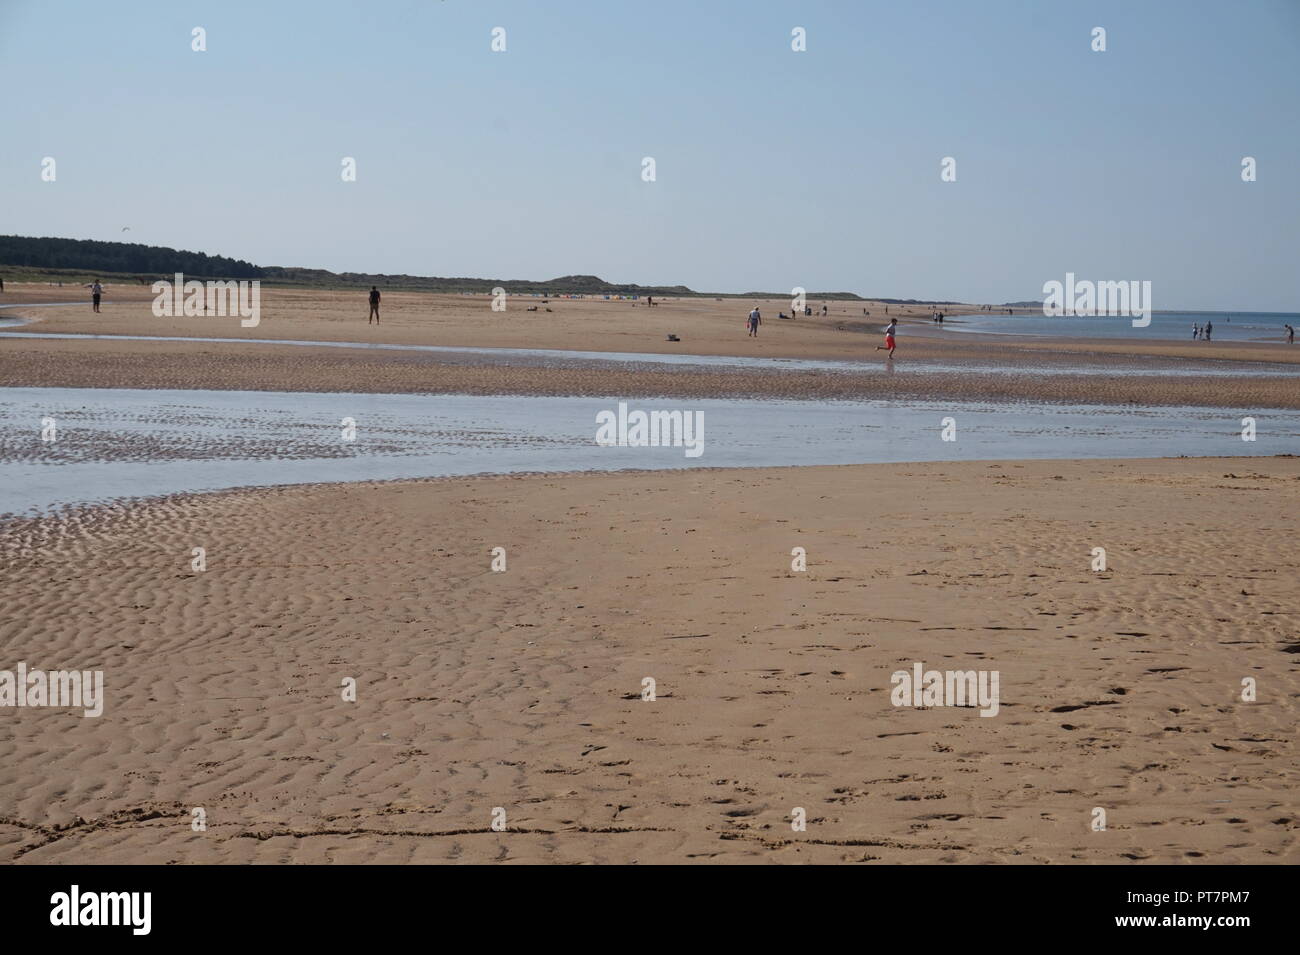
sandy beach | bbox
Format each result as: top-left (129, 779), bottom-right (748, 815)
top-left (3, 285), bottom-right (1299, 408)
top-left (1, 285), bottom-right (1296, 864)
top-left (7, 1), bottom-right (1300, 929)
top-left (0, 456), bottom-right (1295, 864)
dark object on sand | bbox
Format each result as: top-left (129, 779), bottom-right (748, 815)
top-left (666, 334), bottom-right (680, 342)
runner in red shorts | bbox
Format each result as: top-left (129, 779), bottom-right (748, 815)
top-left (876, 318), bottom-right (897, 359)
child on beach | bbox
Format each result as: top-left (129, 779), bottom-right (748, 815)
top-left (876, 318), bottom-right (897, 358)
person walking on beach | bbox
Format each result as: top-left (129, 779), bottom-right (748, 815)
top-left (368, 286), bottom-right (381, 324)
top-left (1286, 324), bottom-right (1294, 344)
top-left (90, 280), bottom-right (103, 313)
top-left (876, 318), bottom-right (897, 359)
top-left (1191, 324), bottom-right (1198, 340)
top-left (747, 306), bottom-right (761, 337)
top-left (1204, 320), bottom-right (1213, 342)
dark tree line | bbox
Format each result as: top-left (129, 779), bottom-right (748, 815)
top-left (0, 235), bottom-right (263, 279)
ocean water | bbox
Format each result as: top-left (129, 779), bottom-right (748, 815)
top-left (2, 387), bottom-right (1295, 515)
top-left (943, 310), bottom-right (1300, 342)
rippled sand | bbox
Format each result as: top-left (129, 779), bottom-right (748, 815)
top-left (1, 458), bottom-right (1295, 863)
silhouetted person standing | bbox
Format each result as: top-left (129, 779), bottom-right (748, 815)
top-left (368, 286), bottom-right (381, 324)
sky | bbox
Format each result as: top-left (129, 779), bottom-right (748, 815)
top-left (2, 0), bottom-right (1298, 309)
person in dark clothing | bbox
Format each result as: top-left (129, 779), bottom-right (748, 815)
top-left (368, 286), bottom-right (381, 324)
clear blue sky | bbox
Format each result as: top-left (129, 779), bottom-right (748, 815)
top-left (3, 0), bottom-right (1297, 309)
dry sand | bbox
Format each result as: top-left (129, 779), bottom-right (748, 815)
top-left (1, 457), bottom-right (1295, 864)
top-left (3, 284), bottom-right (1299, 408)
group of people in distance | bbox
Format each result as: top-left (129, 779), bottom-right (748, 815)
top-left (1191, 319), bottom-right (1295, 343)
top-left (745, 303), bottom-right (898, 358)
top-left (343, 291), bottom-right (1289, 356)
top-left (38, 281), bottom-right (1299, 352)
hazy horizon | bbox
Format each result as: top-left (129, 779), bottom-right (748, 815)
top-left (3, 0), bottom-right (1298, 310)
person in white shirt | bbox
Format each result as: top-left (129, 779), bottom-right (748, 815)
top-left (747, 306), bottom-right (761, 337)
top-left (876, 318), bottom-right (897, 358)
